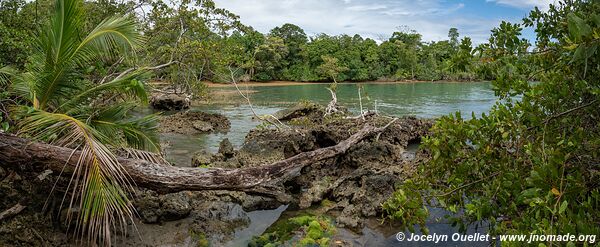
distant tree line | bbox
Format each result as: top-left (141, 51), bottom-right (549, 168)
top-left (0, 0), bottom-right (518, 87)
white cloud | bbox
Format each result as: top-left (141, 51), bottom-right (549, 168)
top-left (486, 0), bottom-right (555, 10)
top-left (213, 0), bottom-right (522, 44)
top-left (346, 4), bottom-right (388, 12)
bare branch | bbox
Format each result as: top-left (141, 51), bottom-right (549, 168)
top-left (324, 87), bottom-right (340, 116)
top-left (227, 65), bottom-right (289, 130)
top-left (0, 203), bottom-right (26, 221)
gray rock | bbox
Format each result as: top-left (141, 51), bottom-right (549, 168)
top-left (218, 138), bottom-right (235, 158)
top-left (134, 191), bottom-right (191, 223)
top-left (150, 93), bottom-right (190, 111)
top-left (189, 202), bottom-right (250, 245)
top-left (192, 121), bottom-right (214, 132)
top-left (159, 111), bottom-right (231, 135)
top-left (336, 205), bottom-right (361, 229)
top-left (160, 192), bottom-right (192, 221)
top-left (299, 178), bottom-right (331, 209)
top-left (241, 195), bottom-right (280, 211)
top-left (273, 102), bottom-right (324, 122)
top-left (191, 150), bottom-right (214, 167)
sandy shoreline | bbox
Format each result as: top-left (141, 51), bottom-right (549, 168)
top-left (205, 80), bottom-right (477, 88)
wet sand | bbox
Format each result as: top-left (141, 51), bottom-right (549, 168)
top-left (205, 81), bottom-right (328, 87)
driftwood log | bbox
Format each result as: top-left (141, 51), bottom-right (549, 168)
top-left (0, 124), bottom-right (390, 203)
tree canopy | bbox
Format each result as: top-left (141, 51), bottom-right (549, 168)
top-left (383, 0), bottom-right (600, 243)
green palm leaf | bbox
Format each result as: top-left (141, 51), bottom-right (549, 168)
top-left (33, 0), bottom-right (143, 110)
top-left (91, 103), bottom-right (161, 152)
top-left (7, 0), bottom-right (159, 245)
top-left (18, 109), bottom-right (136, 246)
top-left (73, 16), bottom-right (143, 65)
top-left (0, 66), bottom-right (16, 86)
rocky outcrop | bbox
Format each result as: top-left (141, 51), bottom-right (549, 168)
top-left (227, 112), bottom-right (433, 230)
top-left (150, 93), bottom-right (190, 111)
top-left (134, 190), bottom-right (192, 223)
top-left (159, 111), bottom-right (230, 135)
top-left (0, 169), bottom-right (69, 246)
top-left (191, 139), bottom-right (240, 168)
top-left (273, 101), bottom-right (325, 122)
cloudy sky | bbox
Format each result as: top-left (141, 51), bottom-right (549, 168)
top-left (213, 0), bottom-right (556, 44)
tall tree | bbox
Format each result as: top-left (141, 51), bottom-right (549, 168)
top-left (317, 55), bottom-right (347, 83)
top-left (253, 36), bottom-right (289, 81)
top-left (448, 27), bottom-right (459, 49)
top-left (269, 23), bottom-right (308, 66)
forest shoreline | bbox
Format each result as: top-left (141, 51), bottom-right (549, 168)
top-left (205, 79), bottom-right (484, 88)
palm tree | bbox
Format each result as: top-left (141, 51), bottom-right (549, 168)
top-left (4, 0), bottom-right (160, 245)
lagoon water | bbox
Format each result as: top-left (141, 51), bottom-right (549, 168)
top-left (157, 81), bottom-right (497, 246)
top-left (161, 81), bottom-right (496, 166)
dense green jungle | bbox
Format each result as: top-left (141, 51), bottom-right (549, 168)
top-left (0, 0), bottom-right (598, 246)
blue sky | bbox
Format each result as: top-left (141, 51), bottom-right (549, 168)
top-left (213, 0), bottom-right (556, 44)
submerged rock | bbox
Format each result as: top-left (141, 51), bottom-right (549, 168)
top-left (159, 111), bottom-right (231, 135)
top-left (189, 202), bottom-right (250, 245)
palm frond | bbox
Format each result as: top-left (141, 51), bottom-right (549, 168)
top-left (58, 70), bottom-right (150, 113)
top-left (8, 72), bottom-right (37, 105)
top-left (119, 148), bottom-right (170, 166)
top-left (90, 103), bottom-right (161, 153)
top-left (72, 16), bottom-right (143, 66)
top-left (35, 0), bottom-right (84, 109)
top-left (10, 0), bottom-right (158, 245)
top-left (0, 66), bottom-right (16, 87)
top-left (34, 0), bottom-right (143, 110)
top-left (18, 110), bottom-right (136, 246)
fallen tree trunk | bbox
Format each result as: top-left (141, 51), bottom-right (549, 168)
top-left (0, 124), bottom-right (388, 202)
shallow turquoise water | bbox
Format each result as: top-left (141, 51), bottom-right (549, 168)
top-left (230, 82), bottom-right (496, 118)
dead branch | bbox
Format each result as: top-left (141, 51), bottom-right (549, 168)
top-left (0, 203), bottom-right (26, 221)
top-left (325, 87), bottom-right (340, 116)
top-left (227, 66), bottom-right (289, 130)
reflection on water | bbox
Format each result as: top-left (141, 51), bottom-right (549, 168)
top-left (226, 205), bottom-right (288, 247)
top-left (224, 82), bottom-right (496, 118)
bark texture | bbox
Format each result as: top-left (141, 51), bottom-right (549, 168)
top-left (0, 124), bottom-right (387, 202)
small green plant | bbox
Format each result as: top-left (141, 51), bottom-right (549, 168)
top-left (255, 121), bottom-right (273, 131)
top-left (189, 229), bottom-right (209, 247)
top-left (320, 199), bottom-right (334, 208)
top-left (249, 215), bottom-right (335, 247)
top-left (288, 117), bottom-right (315, 127)
top-left (298, 99), bottom-right (313, 107)
top-left (0, 115), bottom-right (8, 132)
